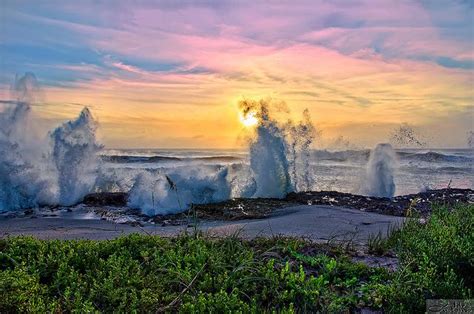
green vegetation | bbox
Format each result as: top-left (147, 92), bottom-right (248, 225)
top-left (1, 204), bottom-right (472, 313)
top-left (383, 204), bottom-right (473, 312)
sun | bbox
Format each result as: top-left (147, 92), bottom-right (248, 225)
top-left (239, 111), bottom-right (259, 127)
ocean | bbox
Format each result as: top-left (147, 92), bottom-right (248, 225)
top-left (100, 148), bottom-right (474, 197)
top-left (1, 97), bottom-right (472, 215)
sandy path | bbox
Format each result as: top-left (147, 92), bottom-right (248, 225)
top-left (0, 205), bottom-right (405, 243)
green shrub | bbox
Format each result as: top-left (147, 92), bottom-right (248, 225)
top-left (385, 203), bottom-right (473, 312)
top-left (0, 203), bottom-right (472, 312)
top-left (0, 234), bottom-right (389, 312)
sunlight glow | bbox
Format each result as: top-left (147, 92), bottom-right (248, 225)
top-left (239, 111), bottom-right (259, 127)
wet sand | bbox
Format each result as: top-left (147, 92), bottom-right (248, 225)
top-left (0, 204), bottom-right (404, 243)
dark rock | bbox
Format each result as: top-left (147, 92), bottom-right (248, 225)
top-left (83, 192), bottom-right (128, 206)
top-left (128, 221), bottom-right (143, 227)
top-left (286, 188), bottom-right (473, 217)
top-left (193, 198), bottom-right (294, 220)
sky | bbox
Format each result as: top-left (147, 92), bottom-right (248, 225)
top-left (0, 0), bottom-right (473, 148)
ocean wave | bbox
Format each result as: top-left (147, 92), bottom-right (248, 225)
top-left (398, 151), bottom-right (473, 163)
top-left (102, 150), bottom-right (472, 164)
top-left (400, 165), bottom-right (473, 174)
top-left (188, 156), bottom-right (243, 162)
top-left (314, 149), bottom-right (472, 163)
top-left (101, 155), bottom-right (243, 163)
top-left (313, 150), bottom-right (370, 162)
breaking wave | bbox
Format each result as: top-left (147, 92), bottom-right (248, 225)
top-left (102, 149), bottom-right (472, 166)
top-left (315, 150), bottom-right (472, 163)
top-left (397, 151), bottom-right (472, 163)
top-left (128, 168), bottom-right (230, 215)
top-left (0, 73), bottom-right (101, 212)
top-left (102, 155), bottom-right (241, 163)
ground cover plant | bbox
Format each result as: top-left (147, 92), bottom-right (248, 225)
top-left (382, 203), bottom-right (473, 312)
top-left (1, 203), bottom-right (472, 313)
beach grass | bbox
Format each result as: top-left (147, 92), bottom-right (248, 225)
top-left (1, 203), bottom-right (472, 313)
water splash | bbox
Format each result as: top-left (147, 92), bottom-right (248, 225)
top-left (324, 135), bottom-right (358, 151)
top-left (51, 107), bottom-right (102, 205)
top-left (0, 74), bottom-right (101, 211)
top-left (12, 72), bottom-right (42, 103)
top-left (127, 97), bottom-right (316, 215)
top-left (239, 99), bottom-right (316, 198)
top-left (361, 143), bottom-right (397, 198)
top-left (248, 103), bottom-right (292, 197)
top-left (128, 167), bottom-right (230, 215)
top-left (467, 131), bottom-right (474, 149)
top-left (0, 73), bottom-right (57, 211)
top-left (390, 123), bottom-right (426, 147)
top-left (287, 109), bottom-right (316, 191)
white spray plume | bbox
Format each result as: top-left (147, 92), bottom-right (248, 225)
top-left (361, 143), bottom-right (397, 198)
top-left (0, 73), bottom-right (58, 211)
top-left (128, 167), bottom-right (230, 216)
top-left (0, 73), bottom-right (101, 211)
top-left (287, 109), bottom-right (316, 191)
top-left (51, 107), bottom-right (102, 206)
top-left (239, 99), bottom-right (316, 198)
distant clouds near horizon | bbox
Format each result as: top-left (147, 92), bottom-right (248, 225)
top-left (0, 0), bottom-right (473, 148)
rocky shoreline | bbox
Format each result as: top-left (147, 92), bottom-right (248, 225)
top-left (2, 188), bottom-right (472, 226)
top-left (192, 188), bottom-right (474, 221)
top-left (81, 188), bottom-right (474, 224)
top-left (286, 188), bottom-right (474, 217)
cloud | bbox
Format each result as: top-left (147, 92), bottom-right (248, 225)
top-left (1, 0), bottom-right (473, 147)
